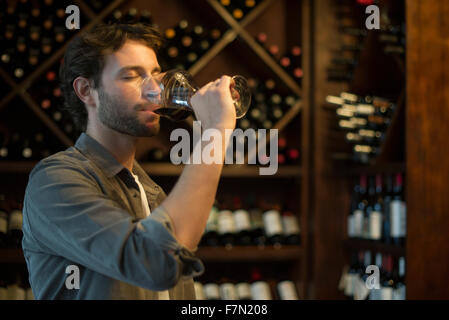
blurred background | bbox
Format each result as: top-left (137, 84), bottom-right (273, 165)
top-left (0, 0), bottom-right (447, 300)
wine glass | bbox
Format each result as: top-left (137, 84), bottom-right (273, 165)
top-left (141, 69), bottom-right (251, 121)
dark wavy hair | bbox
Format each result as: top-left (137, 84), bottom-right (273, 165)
top-left (59, 23), bottom-right (163, 132)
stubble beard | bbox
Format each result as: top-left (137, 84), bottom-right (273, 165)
top-left (97, 87), bottom-right (160, 137)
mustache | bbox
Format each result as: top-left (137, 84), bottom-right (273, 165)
top-left (134, 103), bottom-right (161, 112)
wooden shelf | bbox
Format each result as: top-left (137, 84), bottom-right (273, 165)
top-left (0, 248), bottom-right (25, 263)
top-left (139, 163), bottom-right (302, 178)
top-left (206, 0), bottom-right (302, 97)
top-left (338, 161), bottom-right (406, 176)
top-left (0, 161), bottom-right (38, 173)
top-left (343, 239), bottom-right (406, 257)
top-left (0, 161), bottom-right (301, 177)
top-left (0, 245), bottom-right (302, 264)
top-left (196, 245), bottom-right (302, 262)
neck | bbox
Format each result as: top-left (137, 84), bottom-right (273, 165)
top-left (86, 122), bottom-right (138, 173)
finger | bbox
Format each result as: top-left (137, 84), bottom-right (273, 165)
top-left (217, 76), bottom-right (231, 90)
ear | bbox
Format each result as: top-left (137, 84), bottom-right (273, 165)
top-left (73, 76), bottom-right (97, 107)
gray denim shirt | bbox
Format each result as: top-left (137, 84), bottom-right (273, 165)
top-left (22, 132), bottom-right (204, 299)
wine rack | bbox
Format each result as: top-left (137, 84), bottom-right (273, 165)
top-left (0, 0), bottom-right (310, 299)
top-left (310, 0), bottom-right (408, 299)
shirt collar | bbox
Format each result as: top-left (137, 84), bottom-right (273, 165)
top-left (74, 132), bottom-right (125, 178)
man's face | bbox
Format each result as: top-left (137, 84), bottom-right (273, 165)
top-left (95, 40), bottom-right (162, 137)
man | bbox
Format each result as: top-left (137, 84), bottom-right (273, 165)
top-left (22, 23), bottom-right (236, 299)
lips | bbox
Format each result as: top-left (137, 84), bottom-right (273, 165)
top-left (136, 103), bottom-right (161, 113)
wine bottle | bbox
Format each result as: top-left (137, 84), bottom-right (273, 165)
top-left (0, 266), bottom-right (7, 300)
top-left (353, 144), bottom-right (379, 164)
top-left (209, 28), bottom-right (222, 44)
top-left (0, 195), bottom-right (8, 248)
top-left (235, 270), bottom-right (252, 300)
top-left (235, 281), bottom-right (252, 300)
top-left (381, 174), bottom-right (393, 244)
top-left (0, 130), bottom-right (8, 159)
top-left (277, 280), bottom-right (299, 300)
top-left (7, 202), bottom-right (23, 248)
top-left (191, 25), bottom-right (210, 57)
top-left (7, 271), bottom-right (25, 300)
top-left (248, 207), bottom-right (266, 247)
top-left (123, 7), bottom-right (139, 23)
top-left (200, 205), bottom-right (220, 247)
top-left (353, 175), bottom-right (367, 239)
top-left (276, 136), bottom-right (287, 166)
top-left (393, 256), bottom-right (406, 300)
top-left (390, 173), bottom-right (405, 246)
top-left (357, 250), bottom-right (372, 300)
top-left (327, 69), bottom-right (353, 82)
top-left (256, 32), bottom-right (268, 48)
top-left (281, 211), bottom-right (301, 245)
top-left (203, 283), bottom-right (220, 300)
top-left (219, 278), bottom-right (238, 300)
top-left (262, 209), bottom-right (284, 248)
top-left (217, 209), bottom-right (237, 249)
top-left (25, 284), bottom-right (34, 300)
top-left (233, 209), bottom-right (252, 246)
top-left (368, 174), bottom-right (384, 242)
top-left (344, 252), bottom-right (358, 300)
top-left (193, 282), bottom-right (206, 300)
top-left (347, 178), bottom-right (359, 238)
top-left (362, 176), bottom-right (375, 239)
top-left (368, 253), bottom-right (383, 300)
top-left (380, 255), bottom-right (394, 300)
top-left (41, 36), bottom-right (53, 56)
top-left (250, 268), bottom-right (272, 300)
top-left (139, 10), bottom-right (153, 26)
top-left (268, 44), bottom-right (280, 60)
top-left (109, 9), bottom-right (123, 24)
top-left (146, 147), bottom-right (166, 162)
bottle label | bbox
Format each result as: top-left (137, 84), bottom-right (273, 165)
top-left (251, 281), bottom-right (272, 300)
top-left (393, 284), bottom-right (406, 300)
top-left (277, 281), bottom-right (298, 300)
top-left (233, 210), bottom-right (251, 232)
top-left (398, 257), bottom-right (406, 277)
top-left (380, 286), bottom-right (393, 300)
top-left (236, 282), bottom-right (252, 299)
top-left (369, 211), bottom-right (382, 240)
top-left (282, 215), bottom-right (300, 236)
top-left (8, 210), bottom-right (23, 231)
top-left (217, 210), bottom-right (236, 235)
top-left (400, 202), bottom-right (407, 237)
top-left (249, 209), bottom-right (264, 230)
top-left (263, 210), bottom-right (283, 237)
top-left (369, 288), bottom-right (382, 300)
top-left (347, 215), bottom-right (355, 238)
top-left (344, 273), bottom-right (355, 297)
top-left (362, 214), bottom-right (370, 239)
top-left (220, 283), bottom-right (237, 300)
top-left (354, 276), bottom-right (370, 300)
top-left (204, 283), bottom-right (220, 300)
top-left (390, 200), bottom-right (402, 237)
top-left (205, 207), bottom-right (219, 233)
top-left (7, 284), bottom-right (25, 300)
top-left (0, 211), bottom-right (8, 234)
top-left (194, 282), bottom-right (205, 300)
top-left (0, 287), bottom-right (7, 300)
top-left (353, 210), bottom-right (364, 237)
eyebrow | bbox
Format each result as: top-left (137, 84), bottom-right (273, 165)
top-left (117, 65), bottom-right (161, 75)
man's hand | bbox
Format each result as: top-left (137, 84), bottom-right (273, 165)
top-left (190, 75), bottom-right (237, 131)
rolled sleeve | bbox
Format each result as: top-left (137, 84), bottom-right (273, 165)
top-left (23, 158), bottom-right (204, 292)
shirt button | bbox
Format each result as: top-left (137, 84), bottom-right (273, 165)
top-left (133, 193), bottom-right (138, 198)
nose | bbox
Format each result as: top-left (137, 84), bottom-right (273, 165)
top-left (141, 77), bottom-right (162, 105)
